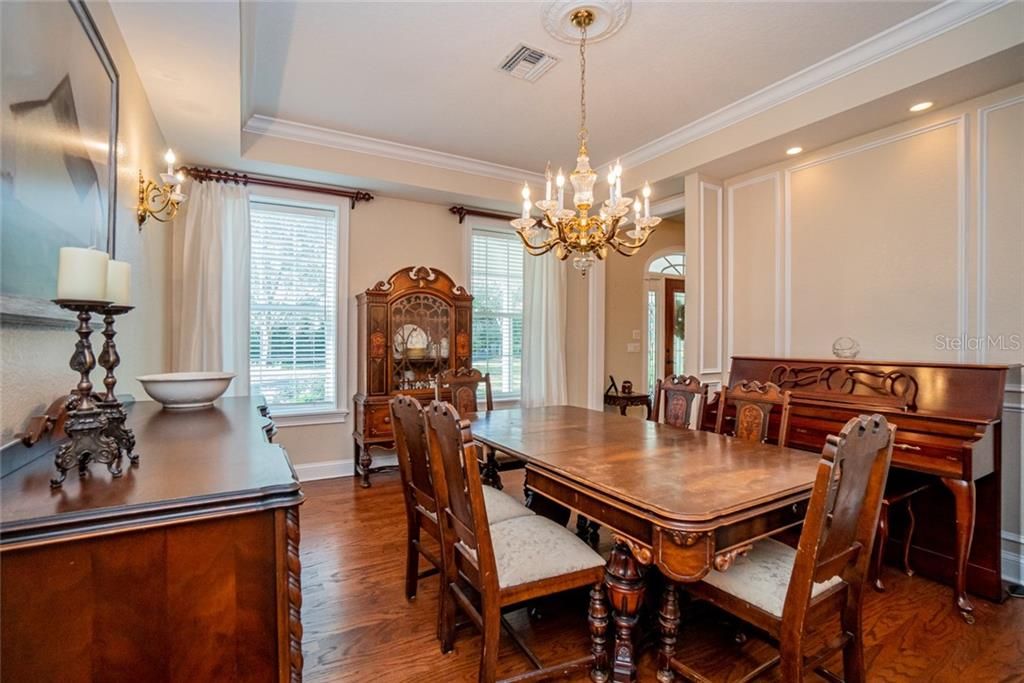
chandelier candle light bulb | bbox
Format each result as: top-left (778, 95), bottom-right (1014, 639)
top-left (510, 8), bottom-right (658, 274)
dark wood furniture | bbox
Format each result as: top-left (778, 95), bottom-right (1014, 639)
top-left (390, 395), bottom-right (443, 607)
top-left (652, 375), bottom-right (707, 428)
top-left (0, 397), bottom-right (303, 682)
top-left (604, 390), bottom-right (653, 419)
top-left (435, 368), bottom-right (520, 489)
top-left (468, 406), bottom-right (822, 683)
top-left (435, 367), bottom-right (493, 413)
top-left (680, 414), bottom-right (896, 682)
top-left (353, 266), bottom-right (473, 487)
top-left (704, 356), bottom-right (1018, 622)
top-left (715, 379), bottom-right (793, 445)
top-left (424, 401), bottom-right (608, 683)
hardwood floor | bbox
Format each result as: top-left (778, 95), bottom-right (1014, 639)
top-left (300, 472), bottom-right (1024, 682)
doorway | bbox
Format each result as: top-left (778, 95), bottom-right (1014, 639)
top-left (644, 252), bottom-right (685, 392)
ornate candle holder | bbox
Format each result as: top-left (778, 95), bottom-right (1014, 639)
top-left (97, 305), bottom-right (139, 466)
top-left (51, 299), bottom-right (123, 488)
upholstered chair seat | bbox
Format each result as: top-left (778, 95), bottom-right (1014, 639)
top-left (701, 538), bottom-right (844, 617)
top-left (480, 486), bottom-right (535, 525)
top-left (488, 515), bottom-right (606, 589)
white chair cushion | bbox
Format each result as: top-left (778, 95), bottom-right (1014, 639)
top-left (489, 515), bottom-right (605, 589)
top-left (481, 485), bottom-right (534, 525)
top-left (700, 538), bottom-right (843, 617)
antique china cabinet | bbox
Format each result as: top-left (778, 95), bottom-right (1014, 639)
top-left (353, 266), bottom-right (473, 486)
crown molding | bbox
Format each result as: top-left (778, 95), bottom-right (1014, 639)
top-left (616, 0), bottom-right (1011, 169)
top-left (244, 114), bottom-right (545, 184)
top-left (651, 193), bottom-right (685, 217)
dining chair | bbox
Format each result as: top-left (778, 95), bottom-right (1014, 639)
top-left (652, 375), bottom-right (708, 429)
top-left (435, 367), bottom-right (522, 490)
top-left (672, 413), bottom-right (896, 682)
top-left (423, 400), bottom-right (610, 683)
top-left (389, 395), bottom-right (534, 606)
top-left (715, 380), bottom-right (792, 446)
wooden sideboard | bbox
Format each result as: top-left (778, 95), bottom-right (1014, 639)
top-left (0, 397), bottom-right (303, 682)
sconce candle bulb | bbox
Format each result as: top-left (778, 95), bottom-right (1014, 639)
top-left (138, 149), bottom-right (188, 227)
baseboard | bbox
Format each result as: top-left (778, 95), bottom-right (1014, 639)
top-left (1003, 530), bottom-right (1024, 585)
top-left (293, 459), bottom-right (354, 482)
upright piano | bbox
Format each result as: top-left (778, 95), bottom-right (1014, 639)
top-left (703, 356), bottom-right (1020, 622)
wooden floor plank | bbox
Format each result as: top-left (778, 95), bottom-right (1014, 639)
top-left (300, 472), bottom-right (1024, 682)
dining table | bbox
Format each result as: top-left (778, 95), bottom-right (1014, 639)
top-left (467, 405), bottom-right (823, 683)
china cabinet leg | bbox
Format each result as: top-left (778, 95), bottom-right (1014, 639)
top-left (360, 445), bottom-right (372, 488)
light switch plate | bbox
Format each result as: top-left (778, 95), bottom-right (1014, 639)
top-left (632, 329), bottom-right (642, 340)
top-left (627, 343), bottom-right (641, 353)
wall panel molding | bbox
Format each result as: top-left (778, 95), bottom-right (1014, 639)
top-left (976, 95), bottom-right (1024, 363)
top-left (698, 181), bottom-right (724, 376)
top-left (781, 115), bottom-right (968, 357)
top-left (726, 172), bottom-right (781, 365)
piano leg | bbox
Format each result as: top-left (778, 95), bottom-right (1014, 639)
top-left (941, 477), bottom-right (976, 623)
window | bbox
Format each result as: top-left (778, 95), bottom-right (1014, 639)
top-left (648, 253), bottom-right (686, 276)
top-left (249, 199), bottom-right (339, 414)
top-left (470, 225), bottom-right (523, 400)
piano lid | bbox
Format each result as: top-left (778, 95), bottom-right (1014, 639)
top-left (727, 356), bottom-right (1018, 423)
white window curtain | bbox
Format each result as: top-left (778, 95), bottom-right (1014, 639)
top-left (521, 253), bottom-right (567, 407)
top-left (170, 180), bottom-right (251, 395)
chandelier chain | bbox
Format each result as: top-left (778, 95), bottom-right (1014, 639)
top-left (578, 22), bottom-right (588, 145)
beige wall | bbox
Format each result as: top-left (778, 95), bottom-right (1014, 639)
top-left (1, 1), bottom-right (171, 441)
top-left (689, 83), bottom-right (1023, 570)
top-left (603, 219), bottom-right (684, 393)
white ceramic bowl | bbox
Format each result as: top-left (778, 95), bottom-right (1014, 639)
top-left (137, 371), bottom-right (236, 409)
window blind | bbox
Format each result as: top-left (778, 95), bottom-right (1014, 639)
top-left (249, 200), bottom-right (338, 413)
top-left (470, 227), bottom-right (523, 399)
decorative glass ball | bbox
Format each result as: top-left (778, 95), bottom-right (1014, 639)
top-left (832, 336), bottom-right (860, 359)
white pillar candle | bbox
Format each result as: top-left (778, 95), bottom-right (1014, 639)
top-left (105, 260), bottom-right (131, 306)
top-left (57, 247), bottom-right (109, 301)
top-left (556, 168), bottom-right (565, 210)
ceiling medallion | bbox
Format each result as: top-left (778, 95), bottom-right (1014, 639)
top-left (513, 5), bottom-right (658, 275)
top-left (542, 0), bottom-right (631, 44)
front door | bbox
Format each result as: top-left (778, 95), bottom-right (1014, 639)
top-left (663, 279), bottom-right (685, 377)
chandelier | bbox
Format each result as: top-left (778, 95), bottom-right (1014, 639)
top-left (512, 8), bottom-right (660, 274)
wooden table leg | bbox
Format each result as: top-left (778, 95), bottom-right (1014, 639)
top-left (605, 541), bottom-right (645, 683)
top-left (619, 405), bottom-right (628, 417)
top-left (656, 581), bottom-right (679, 682)
top-left (480, 446), bottom-right (502, 490)
top-left (941, 477), bottom-right (976, 623)
top-left (644, 399), bottom-right (653, 421)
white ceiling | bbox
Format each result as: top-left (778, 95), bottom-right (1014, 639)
top-left (243, 1), bottom-right (937, 173)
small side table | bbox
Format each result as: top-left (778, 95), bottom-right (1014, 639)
top-left (604, 392), bottom-right (653, 419)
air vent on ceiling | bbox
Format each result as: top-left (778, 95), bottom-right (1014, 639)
top-left (499, 44), bottom-right (559, 82)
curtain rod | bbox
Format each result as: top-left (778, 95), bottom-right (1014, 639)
top-left (181, 166), bottom-right (374, 209)
top-left (449, 205), bottom-right (517, 224)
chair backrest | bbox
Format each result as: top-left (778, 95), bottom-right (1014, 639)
top-left (783, 414), bottom-right (895, 622)
top-left (715, 380), bottom-right (792, 445)
top-left (423, 400), bottom-right (497, 587)
top-left (389, 394), bottom-right (435, 515)
top-left (435, 368), bottom-right (493, 414)
top-left (653, 375), bottom-right (708, 428)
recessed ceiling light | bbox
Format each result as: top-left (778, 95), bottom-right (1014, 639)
top-left (909, 101), bottom-right (933, 112)
top-left (786, 146), bottom-right (803, 156)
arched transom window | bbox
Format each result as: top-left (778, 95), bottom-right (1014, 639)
top-left (648, 253), bottom-right (685, 276)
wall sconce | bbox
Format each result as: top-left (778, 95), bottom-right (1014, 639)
top-left (137, 149), bottom-right (188, 227)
